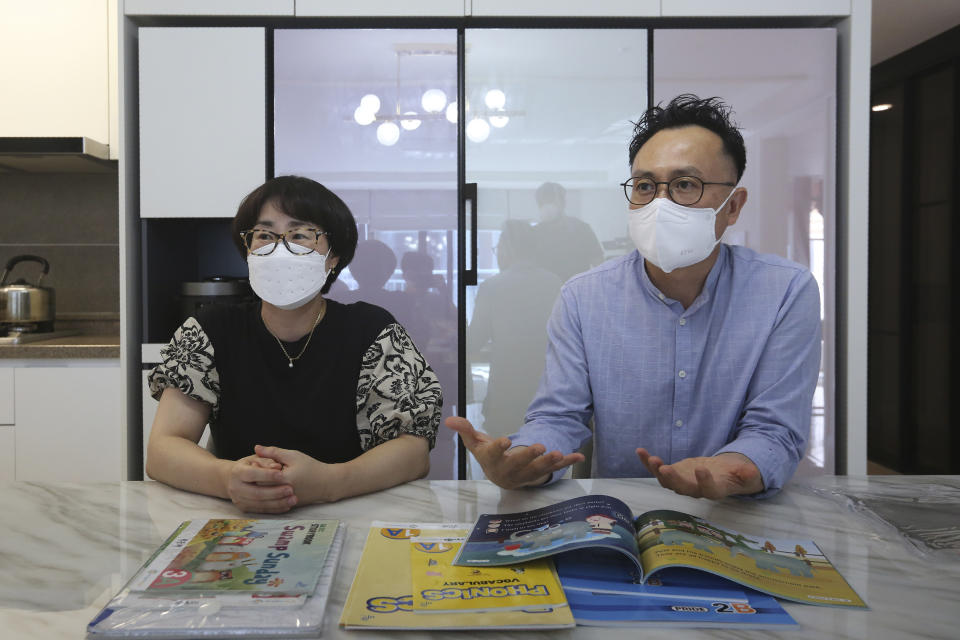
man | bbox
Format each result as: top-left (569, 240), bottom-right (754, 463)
top-left (447, 94), bottom-right (821, 500)
top-left (468, 220), bottom-right (562, 440)
top-left (531, 181), bottom-right (605, 282)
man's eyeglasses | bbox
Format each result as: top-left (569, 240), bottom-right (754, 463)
top-left (239, 227), bottom-right (328, 256)
top-left (620, 176), bottom-right (736, 206)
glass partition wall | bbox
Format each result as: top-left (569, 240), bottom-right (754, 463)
top-left (273, 27), bottom-right (836, 480)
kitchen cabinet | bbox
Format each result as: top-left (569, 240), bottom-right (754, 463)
top-left (296, 0), bottom-right (466, 16)
top-left (0, 368), bottom-right (13, 425)
top-left (12, 362), bottom-right (122, 482)
top-left (125, 0), bottom-right (293, 15)
top-left (0, 0), bottom-right (119, 159)
top-left (470, 0), bottom-right (659, 16)
top-left (138, 27), bottom-right (265, 218)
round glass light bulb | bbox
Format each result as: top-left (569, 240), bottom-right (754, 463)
top-left (489, 109), bottom-right (509, 128)
top-left (445, 102), bottom-right (458, 124)
top-left (353, 105), bottom-right (376, 126)
top-left (421, 89), bottom-right (447, 114)
top-left (376, 121), bottom-right (400, 146)
top-left (360, 94), bottom-right (381, 113)
top-left (466, 117), bottom-right (491, 143)
top-left (400, 111), bottom-right (421, 131)
top-left (484, 89), bottom-right (506, 110)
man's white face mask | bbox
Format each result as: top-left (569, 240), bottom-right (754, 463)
top-left (628, 185), bottom-right (738, 273)
top-left (247, 243), bottom-right (331, 310)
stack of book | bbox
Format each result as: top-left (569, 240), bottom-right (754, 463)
top-left (88, 518), bottom-right (344, 638)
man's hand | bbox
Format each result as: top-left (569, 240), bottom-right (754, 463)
top-left (222, 454), bottom-right (297, 513)
top-left (445, 417), bottom-right (583, 489)
top-left (636, 449), bottom-right (764, 499)
top-left (256, 444), bottom-right (344, 504)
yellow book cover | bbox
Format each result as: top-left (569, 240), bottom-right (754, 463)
top-left (339, 522), bottom-right (574, 630)
top-left (410, 536), bottom-right (567, 613)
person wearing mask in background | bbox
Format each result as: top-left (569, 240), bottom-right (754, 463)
top-left (468, 220), bottom-right (562, 441)
top-left (448, 94), bottom-right (821, 500)
top-left (146, 176), bottom-right (442, 513)
top-left (532, 181), bottom-right (605, 283)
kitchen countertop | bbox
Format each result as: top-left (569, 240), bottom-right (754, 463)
top-left (0, 334), bottom-right (120, 359)
top-left (2, 475), bottom-right (959, 638)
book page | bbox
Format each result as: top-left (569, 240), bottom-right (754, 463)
top-left (454, 495), bottom-right (641, 568)
top-left (635, 510), bottom-right (867, 608)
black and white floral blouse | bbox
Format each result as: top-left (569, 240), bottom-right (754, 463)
top-left (148, 300), bottom-right (442, 463)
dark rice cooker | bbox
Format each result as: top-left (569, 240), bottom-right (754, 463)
top-left (179, 276), bottom-right (255, 320)
top-left (0, 255), bottom-right (56, 333)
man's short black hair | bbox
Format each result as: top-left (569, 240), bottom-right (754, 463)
top-left (628, 94), bottom-right (746, 181)
top-left (232, 175), bottom-right (358, 294)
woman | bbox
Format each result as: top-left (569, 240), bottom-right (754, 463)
top-left (146, 176), bottom-right (441, 513)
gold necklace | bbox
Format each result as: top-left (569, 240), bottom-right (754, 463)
top-left (266, 300), bottom-right (327, 368)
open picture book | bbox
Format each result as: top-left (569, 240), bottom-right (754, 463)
top-left (453, 494), bottom-right (867, 609)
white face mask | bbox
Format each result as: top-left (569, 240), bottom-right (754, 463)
top-left (628, 186), bottom-right (738, 273)
top-left (247, 243), bottom-right (331, 310)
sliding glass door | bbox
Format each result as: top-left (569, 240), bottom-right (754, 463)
top-left (274, 29), bottom-right (460, 478)
top-left (462, 29), bottom-right (648, 478)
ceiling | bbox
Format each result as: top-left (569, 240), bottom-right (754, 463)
top-left (872, 0), bottom-right (960, 65)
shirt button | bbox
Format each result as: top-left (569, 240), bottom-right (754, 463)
top-left (675, 419), bottom-right (683, 427)
top-left (678, 370), bottom-right (687, 378)
top-left (678, 318), bottom-right (687, 326)
top-left (658, 292), bottom-right (665, 300)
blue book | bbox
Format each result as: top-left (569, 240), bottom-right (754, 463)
top-left (555, 548), bottom-right (750, 601)
top-left (563, 587), bottom-right (797, 628)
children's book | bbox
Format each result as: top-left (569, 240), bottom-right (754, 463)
top-left (453, 494), bottom-right (868, 609)
top-left (87, 519), bottom-right (344, 638)
top-left (563, 587), bottom-right (798, 628)
top-left (127, 519), bottom-right (340, 596)
top-left (339, 522), bottom-right (575, 630)
top-left (409, 536), bottom-right (568, 614)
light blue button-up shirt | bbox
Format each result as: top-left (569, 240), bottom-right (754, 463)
top-left (509, 244), bottom-right (821, 497)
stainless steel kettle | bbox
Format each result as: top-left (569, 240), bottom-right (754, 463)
top-left (0, 255), bottom-right (56, 332)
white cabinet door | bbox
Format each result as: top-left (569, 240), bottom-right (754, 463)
top-left (296, 0), bottom-right (465, 16)
top-left (139, 27), bottom-right (266, 218)
top-left (0, 427), bottom-right (13, 482)
top-left (0, 368), bottom-right (13, 425)
top-left (15, 364), bottom-right (122, 482)
top-left (126, 0), bottom-right (294, 15)
top-left (0, 0), bottom-right (111, 143)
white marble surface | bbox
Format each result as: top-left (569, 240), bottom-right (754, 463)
top-left (2, 476), bottom-right (959, 638)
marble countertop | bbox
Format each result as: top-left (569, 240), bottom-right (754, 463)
top-left (2, 476), bottom-right (959, 638)
top-left (0, 334), bottom-right (120, 359)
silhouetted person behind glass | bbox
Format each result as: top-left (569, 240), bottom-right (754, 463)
top-left (469, 220), bottom-right (562, 440)
top-left (532, 182), bottom-right (604, 283)
top-left (399, 250), bottom-right (458, 475)
top-left (338, 240), bottom-right (410, 323)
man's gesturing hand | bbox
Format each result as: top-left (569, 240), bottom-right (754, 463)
top-left (636, 449), bottom-right (764, 499)
top-left (445, 416), bottom-right (583, 489)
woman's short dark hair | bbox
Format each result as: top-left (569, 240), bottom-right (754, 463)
top-left (628, 94), bottom-right (746, 181)
top-left (232, 176), bottom-right (358, 294)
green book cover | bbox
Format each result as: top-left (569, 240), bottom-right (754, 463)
top-left (127, 519), bottom-right (339, 595)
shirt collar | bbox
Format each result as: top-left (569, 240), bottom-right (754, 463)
top-left (636, 245), bottom-right (729, 314)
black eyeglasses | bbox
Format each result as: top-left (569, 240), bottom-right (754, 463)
top-left (239, 227), bottom-right (328, 256)
top-left (620, 176), bottom-right (736, 206)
